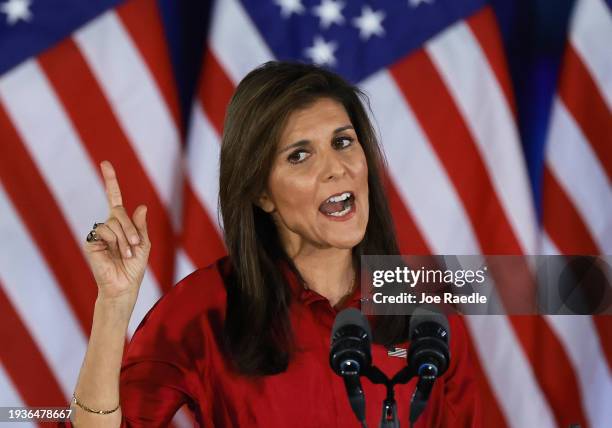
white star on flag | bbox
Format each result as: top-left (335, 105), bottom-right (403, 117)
top-left (409, 0), bottom-right (435, 7)
top-left (0, 0), bottom-right (32, 25)
top-left (274, 0), bottom-right (305, 18)
top-left (312, 0), bottom-right (345, 29)
top-left (352, 6), bottom-right (385, 40)
top-left (304, 35), bottom-right (338, 66)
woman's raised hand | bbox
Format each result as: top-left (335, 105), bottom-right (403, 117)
top-left (83, 161), bottom-right (151, 303)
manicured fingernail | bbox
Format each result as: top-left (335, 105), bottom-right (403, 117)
top-left (131, 236), bottom-right (140, 245)
top-left (126, 248), bottom-right (132, 258)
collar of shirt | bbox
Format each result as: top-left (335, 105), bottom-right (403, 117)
top-left (277, 258), bottom-right (362, 312)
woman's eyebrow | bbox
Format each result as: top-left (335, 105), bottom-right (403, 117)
top-left (278, 125), bottom-right (354, 154)
top-left (333, 124), bottom-right (354, 134)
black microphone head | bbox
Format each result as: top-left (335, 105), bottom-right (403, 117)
top-left (332, 307), bottom-right (372, 339)
top-left (330, 308), bottom-right (372, 376)
top-left (409, 306), bottom-right (450, 343)
top-left (408, 306), bottom-right (450, 377)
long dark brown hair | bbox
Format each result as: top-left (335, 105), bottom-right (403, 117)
top-left (219, 61), bottom-right (409, 375)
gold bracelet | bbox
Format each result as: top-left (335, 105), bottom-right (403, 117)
top-left (72, 394), bottom-right (120, 415)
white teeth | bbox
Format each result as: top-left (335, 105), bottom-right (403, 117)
top-left (325, 191), bottom-right (352, 203)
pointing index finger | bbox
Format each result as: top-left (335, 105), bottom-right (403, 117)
top-left (100, 160), bottom-right (123, 208)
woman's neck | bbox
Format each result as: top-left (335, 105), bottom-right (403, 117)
top-left (291, 248), bottom-right (355, 307)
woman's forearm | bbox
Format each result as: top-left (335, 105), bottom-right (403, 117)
top-left (70, 294), bottom-right (136, 427)
top-left (72, 161), bottom-right (150, 427)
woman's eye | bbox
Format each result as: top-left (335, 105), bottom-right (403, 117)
top-left (286, 138), bottom-right (353, 164)
top-left (287, 150), bottom-right (309, 164)
top-left (334, 136), bottom-right (354, 149)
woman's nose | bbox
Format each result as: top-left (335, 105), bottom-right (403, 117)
top-left (322, 152), bottom-right (347, 181)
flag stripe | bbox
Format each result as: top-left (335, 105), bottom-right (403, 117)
top-left (592, 316), bottom-right (612, 370)
top-left (362, 68), bottom-right (515, 422)
top-left (180, 50), bottom-right (234, 269)
top-left (570, 0), bottom-right (612, 110)
top-left (73, 11), bottom-right (183, 230)
top-left (128, 269), bottom-right (164, 338)
top-left (509, 316), bottom-right (589, 427)
top-left (174, 248), bottom-right (197, 284)
top-left (197, 49), bottom-right (236, 136)
top-left (383, 172), bottom-right (431, 255)
top-left (543, 235), bottom-right (612, 424)
top-left (391, 50), bottom-right (522, 254)
top-left (0, 284), bottom-right (66, 407)
top-left (558, 46), bottom-right (612, 179)
top-left (363, 70), bottom-right (480, 254)
top-left (0, 364), bottom-right (37, 428)
top-left (0, 366), bottom-right (22, 407)
top-left (543, 167), bottom-right (600, 254)
top-left (426, 22), bottom-right (537, 254)
top-left (543, 0), bottom-right (612, 401)
top-left (546, 99), bottom-right (612, 253)
top-left (542, 209), bottom-right (612, 423)
top-left (181, 182), bottom-right (226, 269)
top-left (0, 183), bottom-right (87, 398)
top-left (0, 57), bottom-right (160, 339)
top-left (406, 15), bottom-right (586, 428)
top-left (0, 60), bottom-right (109, 269)
top-left (183, 3), bottom-right (271, 270)
top-left (465, 316), bottom-right (557, 428)
top-left (0, 104), bottom-right (95, 335)
top-left (467, 7), bottom-right (517, 115)
top-left (116, 0), bottom-right (182, 129)
top-left (110, 0), bottom-right (194, 343)
top-left (69, 9), bottom-right (190, 336)
top-left (37, 38), bottom-right (176, 294)
top-left (546, 315), bottom-right (612, 428)
top-left (209, 0), bottom-right (274, 84)
top-left (186, 104), bottom-right (222, 231)
top-left (461, 317), bottom-right (509, 428)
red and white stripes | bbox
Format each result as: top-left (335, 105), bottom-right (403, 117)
top-left (191, 1), bottom-right (611, 427)
top-left (541, 0), bottom-right (612, 427)
top-left (544, 0), bottom-right (611, 256)
top-left (1, 0), bottom-right (609, 427)
top-left (0, 1), bottom-right (196, 426)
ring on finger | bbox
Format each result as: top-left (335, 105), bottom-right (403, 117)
top-left (86, 222), bottom-right (104, 242)
top-left (86, 230), bottom-right (99, 243)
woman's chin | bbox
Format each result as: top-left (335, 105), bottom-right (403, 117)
top-left (323, 230), bottom-right (366, 249)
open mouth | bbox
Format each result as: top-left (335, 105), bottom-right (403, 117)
top-left (319, 191), bottom-right (355, 217)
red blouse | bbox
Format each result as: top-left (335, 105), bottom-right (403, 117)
top-left (83, 256), bottom-right (481, 427)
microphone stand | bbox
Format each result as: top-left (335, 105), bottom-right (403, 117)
top-left (380, 388), bottom-right (399, 428)
top-left (362, 363), bottom-right (435, 428)
top-left (408, 364), bottom-right (437, 427)
top-left (342, 373), bottom-right (367, 426)
top-left (363, 366), bottom-right (412, 428)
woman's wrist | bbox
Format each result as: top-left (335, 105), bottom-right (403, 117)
top-left (94, 293), bottom-right (137, 327)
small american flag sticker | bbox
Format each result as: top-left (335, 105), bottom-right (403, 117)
top-left (387, 347), bottom-right (407, 358)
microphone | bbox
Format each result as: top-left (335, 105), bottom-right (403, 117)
top-left (407, 306), bottom-right (450, 425)
top-left (330, 308), bottom-right (372, 426)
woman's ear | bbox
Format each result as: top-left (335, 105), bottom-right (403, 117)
top-left (257, 191), bottom-right (275, 213)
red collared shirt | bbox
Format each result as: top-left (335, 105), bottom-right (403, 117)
top-left (82, 256), bottom-right (481, 427)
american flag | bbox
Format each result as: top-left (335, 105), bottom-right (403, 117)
top-left (0, 0), bottom-right (610, 427)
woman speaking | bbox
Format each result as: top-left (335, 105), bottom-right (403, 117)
top-left (69, 61), bottom-right (481, 427)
